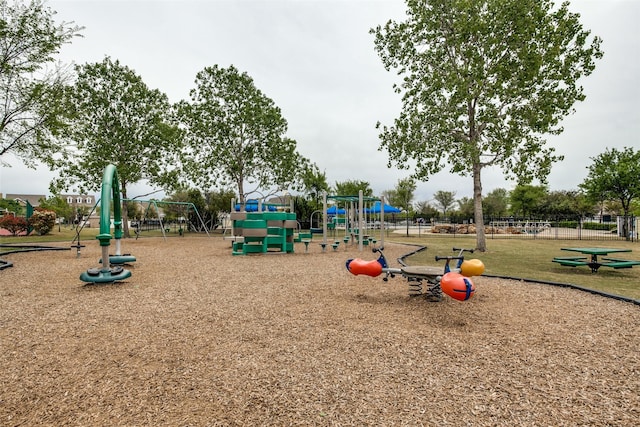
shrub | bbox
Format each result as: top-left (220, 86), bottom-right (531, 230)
top-left (556, 221), bottom-right (579, 229)
top-left (582, 222), bottom-right (616, 231)
top-left (0, 215), bottom-right (28, 236)
top-left (28, 209), bottom-right (56, 235)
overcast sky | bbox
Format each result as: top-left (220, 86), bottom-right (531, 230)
top-left (1, 0), bottom-right (638, 204)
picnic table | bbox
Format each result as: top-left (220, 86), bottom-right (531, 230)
top-left (552, 247), bottom-right (640, 273)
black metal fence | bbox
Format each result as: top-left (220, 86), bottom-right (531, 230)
top-left (428, 216), bottom-right (638, 242)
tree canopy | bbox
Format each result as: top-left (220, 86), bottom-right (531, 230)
top-left (509, 184), bottom-right (547, 217)
top-left (390, 177), bottom-right (416, 236)
top-left (482, 188), bottom-right (509, 218)
top-left (50, 57), bottom-right (181, 236)
top-left (38, 194), bottom-right (73, 228)
top-left (388, 177), bottom-right (415, 211)
top-left (0, 0), bottom-right (81, 166)
top-left (433, 190), bottom-right (457, 216)
top-left (371, 0), bottom-right (603, 250)
top-left (50, 57), bottom-right (181, 197)
top-left (333, 180), bottom-right (373, 197)
top-left (177, 65), bottom-right (308, 204)
top-left (300, 162), bottom-right (330, 209)
top-left (581, 147), bottom-right (640, 220)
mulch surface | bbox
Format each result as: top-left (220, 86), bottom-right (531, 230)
top-left (1, 236), bottom-right (638, 426)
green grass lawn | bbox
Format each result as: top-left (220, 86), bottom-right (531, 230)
top-left (3, 228), bottom-right (639, 301)
top-left (386, 234), bottom-right (640, 301)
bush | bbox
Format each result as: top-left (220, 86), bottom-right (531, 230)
top-left (28, 209), bottom-right (56, 235)
top-left (555, 221), bottom-right (578, 228)
top-left (582, 222), bottom-right (616, 231)
top-left (0, 215), bottom-right (28, 236)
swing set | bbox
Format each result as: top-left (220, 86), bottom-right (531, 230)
top-left (127, 199), bottom-right (210, 241)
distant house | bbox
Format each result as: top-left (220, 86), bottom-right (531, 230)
top-left (1, 193), bottom-right (46, 207)
top-left (60, 194), bottom-right (97, 211)
top-left (0, 192), bottom-right (100, 227)
top-left (0, 193), bottom-right (97, 211)
top-left (58, 194), bottom-right (98, 226)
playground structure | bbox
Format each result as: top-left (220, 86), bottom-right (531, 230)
top-left (317, 191), bottom-right (397, 252)
top-left (230, 211), bottom-right (297, 255)
top-left (227, 198), bottom-right (297, 255)
top-left (346, 246), bottom-right (485, 301)
top-left (224, 191), bottom-right (398, 254)
top-left (79, 165), bottom-right (135, 283)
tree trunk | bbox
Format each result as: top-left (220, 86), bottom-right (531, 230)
top-left (473, 163), bottom-right (487, 252)
top-left (237, 176), bottom-right (245, 208)
top-left (121, 185), bottom-right (130, 238)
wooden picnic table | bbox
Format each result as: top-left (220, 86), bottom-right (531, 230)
top-left (553, 247), bottom-right (640, 273)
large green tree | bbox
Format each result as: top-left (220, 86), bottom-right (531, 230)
top-left (164, 188), bottom-right (210, 232)
top-left (372, 0), bottom-right (602, 251)
top-left (387, 177), bottom-right (415, 211)
top-left (0, 0), bottom-right (81, 166)
top-left (178, 65), bottom-right (307, 205)
top-left (456, 197), bottom-right (475, 221)
top-left (482, 188), bottom-right (509, 218)
top-left (301, 162), bottom-right (330, 210)
top-left (50, 57), bottom-right (182, 236)
top-left (333, 180), bottom-right (373, 197)
top-left (206, 188), bottom-right (237, 216)
top-left (580, 147), bottom-right (640, 239)
top-left (0, 197), bottom-right (22, 215)
top-left (509, 184), bottom-right (547, 217)
top-left (390, 177), bottom-right (416, 236)
top-left (414, 200), bottom-right (439, 220)
top-left (538, 190), bottom-right (594, 217)
top-left (433, 190), bottom-right (456, 217)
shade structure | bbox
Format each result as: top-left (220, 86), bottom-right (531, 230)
top-left (367, 201), bottom-right (402, 214)
top-left (234, 200), bottom-right (277, 212)
top-left (327, 205), bottom-right (346, 215)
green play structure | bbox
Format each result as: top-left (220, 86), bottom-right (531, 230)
top-left (230, 211), bottom-right (297, 255)
top-left (80, 164), bottom-right (135, 283)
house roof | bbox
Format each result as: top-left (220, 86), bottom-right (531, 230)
top-left (2, 194), bottom-right (46, 207)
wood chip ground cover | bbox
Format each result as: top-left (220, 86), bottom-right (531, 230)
top-left (1, 237), bottom-right (638, 426)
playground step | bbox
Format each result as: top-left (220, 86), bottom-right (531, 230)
top-left (243, 243), bottom-right (267, 254)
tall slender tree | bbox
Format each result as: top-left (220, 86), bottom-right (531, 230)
top-left (301, 162), bottom-right (330, 210)
top-left (482, 188), bottom-right (509, 218)
top-left (390, 177), bottom-right (416, 236)
top-left (509, 184), bottom-right (547, 217)
top-left (50, 57), bottom-right (181, 236)
top-left (433, 190), bottom-right (456, 217)
top-left (333, 180), bottom-right (373, 197)
top-left (372, 0), bottom-right (603, 251)
top-left (580, 147), bottom-right (640, 239)
top-left (177, 65), bottom-right (307, 204)
top-left (0, 0), bottom-right (82, 165)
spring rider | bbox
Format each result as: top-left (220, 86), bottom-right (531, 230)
top-left (80, 164), bottom-right (135, 283)
top-left (346, 247), bottom-right (484, 301)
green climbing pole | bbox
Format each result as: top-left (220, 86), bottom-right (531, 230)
top-left (80, 164), bottom-right (134, 283)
